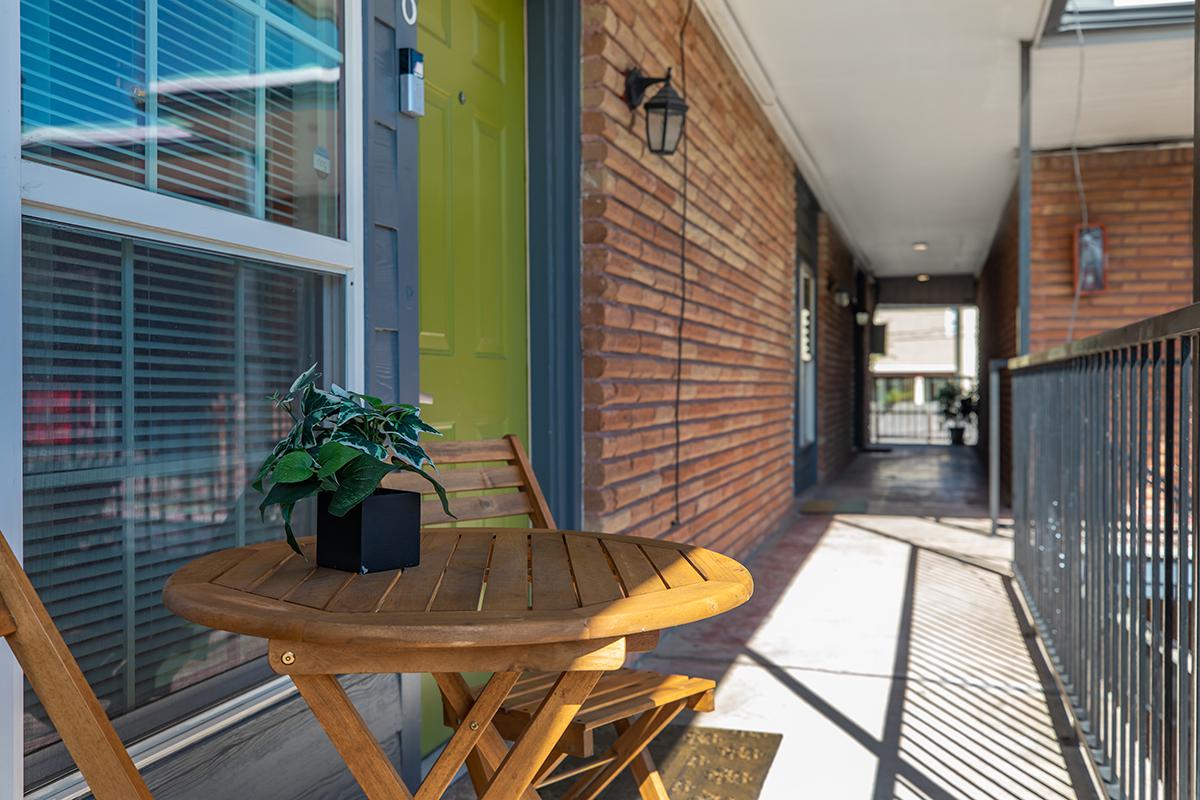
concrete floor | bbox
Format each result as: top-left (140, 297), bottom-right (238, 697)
top-left (637, 446), bottom-right (1094, 800)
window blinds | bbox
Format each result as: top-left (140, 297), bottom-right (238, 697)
top-left (20, 0), bottom-right (344, 237)
top-left (21, 220), bottom-right (337, 753)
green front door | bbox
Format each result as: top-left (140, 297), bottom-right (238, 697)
top-left (418, 0), bottom-right (527, 446)
top-left (416, 0), bottom-right (527, 756)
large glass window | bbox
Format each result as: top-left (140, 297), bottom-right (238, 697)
top-left (20, 219), bottom-right (342, 755)
top-left (20, 0), bottom-right (344, 237)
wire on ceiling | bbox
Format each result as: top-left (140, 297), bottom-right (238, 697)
top-left (1064, 13), bottom-right (1091, 343)
top-left (672, 0), bottom-right (695, 528)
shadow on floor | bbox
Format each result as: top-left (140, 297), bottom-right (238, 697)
top-left (633, 446), bottom-right (1093, 799)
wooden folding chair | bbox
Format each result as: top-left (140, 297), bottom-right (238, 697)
top-left (383, 435), bottom-right (714, 800)
top-left (0, 531), bottom-right (154, 800)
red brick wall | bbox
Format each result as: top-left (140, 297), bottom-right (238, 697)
top-left (580, 0), bottom-right (798, 557)
top-left (1029, 145), bottom-right (1192, 352)
top-left (816, 214), bottom-right (857, 481)
top-left (976, 188), bottom-right (1018, 501)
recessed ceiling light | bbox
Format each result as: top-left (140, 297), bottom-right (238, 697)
top-left (916, 274), bottom-right (931, 283)
top-left (912, 242), bottom-right (930, 252)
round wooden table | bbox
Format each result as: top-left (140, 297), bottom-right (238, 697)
top-left (163, 528), bottom-right (752, 800)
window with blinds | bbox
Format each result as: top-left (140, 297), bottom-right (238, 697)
top-left (21, 219), bottom-right (342, 755)
top-left (20, 0), bottom-right (344, 237)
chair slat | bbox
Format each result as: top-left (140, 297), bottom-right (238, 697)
top-left (0, 533), bottom-right (153, 799)
top-left (381, 464), bottom-right (525, 495)
top-left (423, 491), bottom-right (534, 526)
top-left (506, 435), bottom-right (555, 528)
top-left (574, 678), bottom-right (716, 729)
top-left (423, 439), bottom-right (516, 464)
top-left (0, 602), bottom-right (14, 637)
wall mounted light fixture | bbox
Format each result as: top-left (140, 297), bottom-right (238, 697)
top-left (827, 279), bottom-right (852, 309)
top-left (625, 67), bottom-right (689, 156)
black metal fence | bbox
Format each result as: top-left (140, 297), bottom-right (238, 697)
top-left (869, 377), bottom-right (978, 445)
top-left (1010, 306), bottom-right (1199, 799)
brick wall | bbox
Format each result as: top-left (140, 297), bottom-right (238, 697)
top-left (816, 213), bottom-right (857, 482)
top-left (976, 188), bottom-right (1018, 502)
top-left (580, 0), bottom-right (799, 558)
top-left (1029, 145), bottom-right (1192, 352)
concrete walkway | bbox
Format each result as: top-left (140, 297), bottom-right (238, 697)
top-left (637, 447), bottom-right (1094, 799)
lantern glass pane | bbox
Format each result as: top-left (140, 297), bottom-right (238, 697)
top-left (662, 111), bottom-right (685, 154)
top-left (645, 106), bottom-right (666, 153)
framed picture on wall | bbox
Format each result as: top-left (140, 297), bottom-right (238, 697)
top-left (1073, 223), bottom-right (1107, 295)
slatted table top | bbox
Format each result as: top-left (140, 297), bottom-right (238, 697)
top-left (163, 529), bottom-right (753, 648)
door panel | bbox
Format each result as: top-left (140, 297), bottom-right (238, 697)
top-left (417, 0), bottom-right (526, 757)
top-left (418, 0), bottom-right (526, 445)
top-left (418, 86), bottom-right (453, 354)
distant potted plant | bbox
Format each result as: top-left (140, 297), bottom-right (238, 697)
top-left (937, 382), bottom-right (977, 446)
top-left (254, 364), bottom-right (451, 573)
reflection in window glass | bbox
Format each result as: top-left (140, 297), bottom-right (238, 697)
top-left (21, 220), bottom-right (342, 754)
top-left (19, 0), bottom-right (344, 237)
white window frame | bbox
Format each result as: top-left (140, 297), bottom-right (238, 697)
top-left (0, 0), bottom-right (365, 793)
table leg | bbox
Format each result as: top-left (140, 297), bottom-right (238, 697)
top-left (612, 718), bottom-right (670, 800)
top-left (417, 671), bottom-right (521, 800)
top-left (480, 671), bottom-right (603, 800)
top-left (434, 672), bottom-right (540, 799)
top-left (291, 674), bottom-right (413, 800)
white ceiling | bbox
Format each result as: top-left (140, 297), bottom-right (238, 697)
top-left (705, 0), bottom-right (1194, 277)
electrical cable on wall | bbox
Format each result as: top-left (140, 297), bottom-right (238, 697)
top-left (1064, 14), bottom-right (1090, 343)
top-left (672, 0), bottom-right (695, 527)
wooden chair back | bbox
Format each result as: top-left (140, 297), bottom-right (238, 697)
top-left (0, 532), bottom-right (153, 799)
top-left (380, 434), bottom-right (556, 528)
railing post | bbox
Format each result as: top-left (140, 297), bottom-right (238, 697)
top-left (990, 358), bottom-right (1005, 536)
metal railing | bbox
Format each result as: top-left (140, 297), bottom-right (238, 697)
top-left (1009, 304), bottom-right (1200, 799)
top-left (869, 378), bottom-right (978, 445)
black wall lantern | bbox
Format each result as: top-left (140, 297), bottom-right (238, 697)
top-left (625, 67), bottom-right (689, 156)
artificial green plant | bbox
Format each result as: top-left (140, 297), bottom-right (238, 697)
top-left (254, 364), bottom-right (451, 555)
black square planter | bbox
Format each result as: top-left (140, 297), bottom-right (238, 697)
top-left (315, 488), bottom-right (421, 573)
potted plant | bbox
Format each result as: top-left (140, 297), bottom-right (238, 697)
top-left (254, 364), bottom-right (451, 573)
top-left (937, 382), bottom-right (977, 446)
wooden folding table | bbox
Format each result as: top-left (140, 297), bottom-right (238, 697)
top-left (163, 528), bottom-right (752, 799)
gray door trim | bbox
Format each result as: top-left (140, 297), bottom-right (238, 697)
top-left (526, 0), bottom-right (583, 528)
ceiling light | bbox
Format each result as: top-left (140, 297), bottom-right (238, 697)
top-left (916, 274), bottom-right (931, 283)
top-left (912, 242), bottom-right (929, 253)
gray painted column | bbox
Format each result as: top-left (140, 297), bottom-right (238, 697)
top-left (1194, 7), bottom-right (1199, 302)
top-left (362, 0), bottom-right (421, 789)
top-left (1018, 40), bottom-right (1032, 354)
top-left (527, 0), bottom-right (583, 528)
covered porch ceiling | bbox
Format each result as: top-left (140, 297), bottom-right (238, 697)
top-left (703, 0), bottom-right (1194, 278)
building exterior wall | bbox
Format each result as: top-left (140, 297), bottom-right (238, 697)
top-left (977, 144), bottom-right (1192, 504)
top-left (817, 213), bottom-right (858, 482)
top-left (1029, 144), bottom-right (1192, 352)
top-left (580, 0), bottom-right (800, 557)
